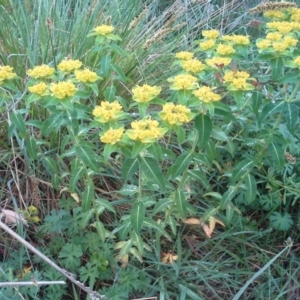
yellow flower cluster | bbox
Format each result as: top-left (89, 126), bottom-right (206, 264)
top-left (101, 127), bottom-right (124, 144)
top-left (181, 59), bottom-right (206, 74)
top-left (206, 57), bottom-right (232, 68)
top-left (126, 118), bottom-right (166, 143)
top-left (27, 64), bottom-right (54, 79)
top-left (169, 74), bottom-right (198, 90)
top-left (266, 21), bottom-right (299, 34)
top-left (0, 65), bottom-right (16, 83)
top-left (175, 51), bottom-right (194, 60)
top-left (291, 8), bottom-right (300, 22)
top-left (159, 103), bottom-right (192, 125)
top-left (92, 101), bottom-right (123, 123)
top-left (202, 29), bottom-right (219, 39)
top-left (58, 59), bottom-right (82, 73)
top-left (221, 35), bottom-right (250, 45)
top-left (93, 25), bottom-right (114, 36)
top-left (50, 81), bottom-right (76, 99)
top-left (216, 44), bottom-right (235, 56)
top-left (263, 10), bottom-right (285, 20)
top-left (28, 82), bottom-right (47, 96)
top-left (266, 32), bottom-right (282, 41)
top-left (223, 70), bottom-right (253, 91)
top-left (199, 40), bottom-right (215, 51)
top-left (223, 70), bottom-right (250, 82)
top-left (20, 205), bottom-right (40, 223)
top-left (132, 84), bottom-right (161, 103)
top-left (74, 69), bottom-right (100, 83)
top-left (272, 42), bottom-right (289, 52)
top-left (193, 86), bottom-right (221, 103)
top-left (293, 56), bottom-right (300, 67)
top-left (256, 39), bottom-right (271, 49)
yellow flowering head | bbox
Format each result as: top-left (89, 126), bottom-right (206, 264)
top-left (202, 29), bottom-right (219, 39)
top-left (199, 40), bottom-right (215, 51)
top-left (175, 51), bottom-right (194, 60)
top-left (227, 78), bottom-right (254, 91)
top-left (205, 57), bottom-right (231, 69)
top-left (169, 74), bottom-right (198, 90)
top-left (223, 70), bottom-right (250, 82)
top-left (132, 84), bottom-right (161, 103)
top-left (263, 10), bottom-right (285, 20)
top-left (272, 41), bottom-right (289, 52)
top-left (28, 206), bottom-right (38, 214)
top-left (283, 36), bottom-right (298, 47)
top-left (159, 103), bottom-right (193, 125)
top-left (57, 59), bottom-right (82, 73)
top-left (31, 216), bottom-right (41, 223)
top-left (181, 59), bottom-right (206, 74)
top-left (49, 81), bottom-right (76, 99)
top-left (92, 101), bottom-right (123, 123)
top-left (266, 32), bottom-right (283, 41)
top-left (27, 64), bottom-right (54, 79)
top-left (216, 44), bottom-right (235, 56)
top-left (126, 118), bottom-right (166, 143)
top-left (93, 25), bottom-right (114, 36)
top-left (293, 56), bottom-right (300, 67)
top-left (74, 69), bottom-right (101, 83)
top-left (227, 35), bottom-right (250, 45)
top-left (266, 21), bottom-right (294, 34)
top-left (256, 39), bottom-right (271, 50)
top-left (0, 65), bottom-right (17, 84)
top-left (100, 127), bottom-right (124, 145)
top-left (28, 82), bottom-right (47, 96)
top-left (193, 86), bottom-right (221, 103)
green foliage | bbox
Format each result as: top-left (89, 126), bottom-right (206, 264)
top-left (2, 0), bottom-right (300, 299)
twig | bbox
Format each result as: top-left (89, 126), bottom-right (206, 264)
top-left (0, 220), bottom-right (106, 300)
top-left (0, 281), bottom-right (65, 287)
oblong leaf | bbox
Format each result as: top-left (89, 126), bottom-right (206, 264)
top-left (194, 114), bottom-right (212, 149)
top-left (131, 202), bottom-right (145, 234)
top-left (174, 190), bottom-right (187, 218)
top-left (121, 158), bottom-right (139, 181)
top-left (244, 174), bottom-right (257, 204)
top-left (75, 145), bottom-right (98, 172)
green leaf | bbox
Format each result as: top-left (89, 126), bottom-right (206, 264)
top-left (231, 159), bottom-right (255, 183)
top-left (244, 174), bottom-right (257, 204)
top-left (75, 144), bottom-right (99, 172)
top-left (111, 64), bottom-right (128, 82)
top-left (80, 209), bottom-right (94, 229)
top-left (194, 114), bottom-right (212, 149)
top-left (147, 142), bottom-right (162, 161)
top-left (174, 125), bottom-right (186, 144)
top-left (43, 157), bottom-right (58, 174)
top-left (258, 101), bottom-right (285, 127)
top-left (269, 212), bottom-right (293, 231)
top-left (117, 240), bottom-right (132, 260)
top-left (95, 197), bottom-right (116, 214)
top-left (121, 158), bottom-right (139, 181)
top-left (41, 112), bottom-right (66, 137)
top-left (251, 91), bottom-right (262, 118)
top-left (268, 142), bottom-right (284, 169)
top-left (211, 125), bottom-right (228, 141)
top-left (279, 72), bottom-right (300, 84)
top-left (229, 91), bottom-right (244, 109)
top-left (82, 180), bottom-right (94, 212)
top-left (103, 85), bottom-right (116, 102)
top-left (270, 57), bottom-right (284, 80)
top-left (10, 111), bottom-right (27, 138)
top-left (283, 103), bottom-right (298, 133)
top-left (93, 221), bottom-right (106, 242)
top-left (179, 284), bottom-right (203, 300)
top-left (58, 243), bottom-right (83, 269)
top-left (187, 170), bottom-right (210, 190)
top-left (130, 231), bottom-right (144, 255)
top-left (100, 55), bottom-right (111, 77)
top-left (103, 143), bottom-right (117, 162)
top-left (69, 165), bottom-right (85, 193)
top-left (220, 186), bottom-right (237, 209)
top-left (174, 190), bottom-right (187, 218)
top-left (25, 137), bottom-right (38, 159)
top-left (143, 218), bottom-right (172, 241)
top-left (167, 152), bottom-right (193, 180)
top-left (131, 141), bottom-right (147, 158)
top-left (140, 156), bottom-right (165, 190)
top-left (131, 202), bottom-right (145, 234)
top-left (205, 140), bottom-right (216, 163)
top-left (152, 199), bottom-right (173, 215)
